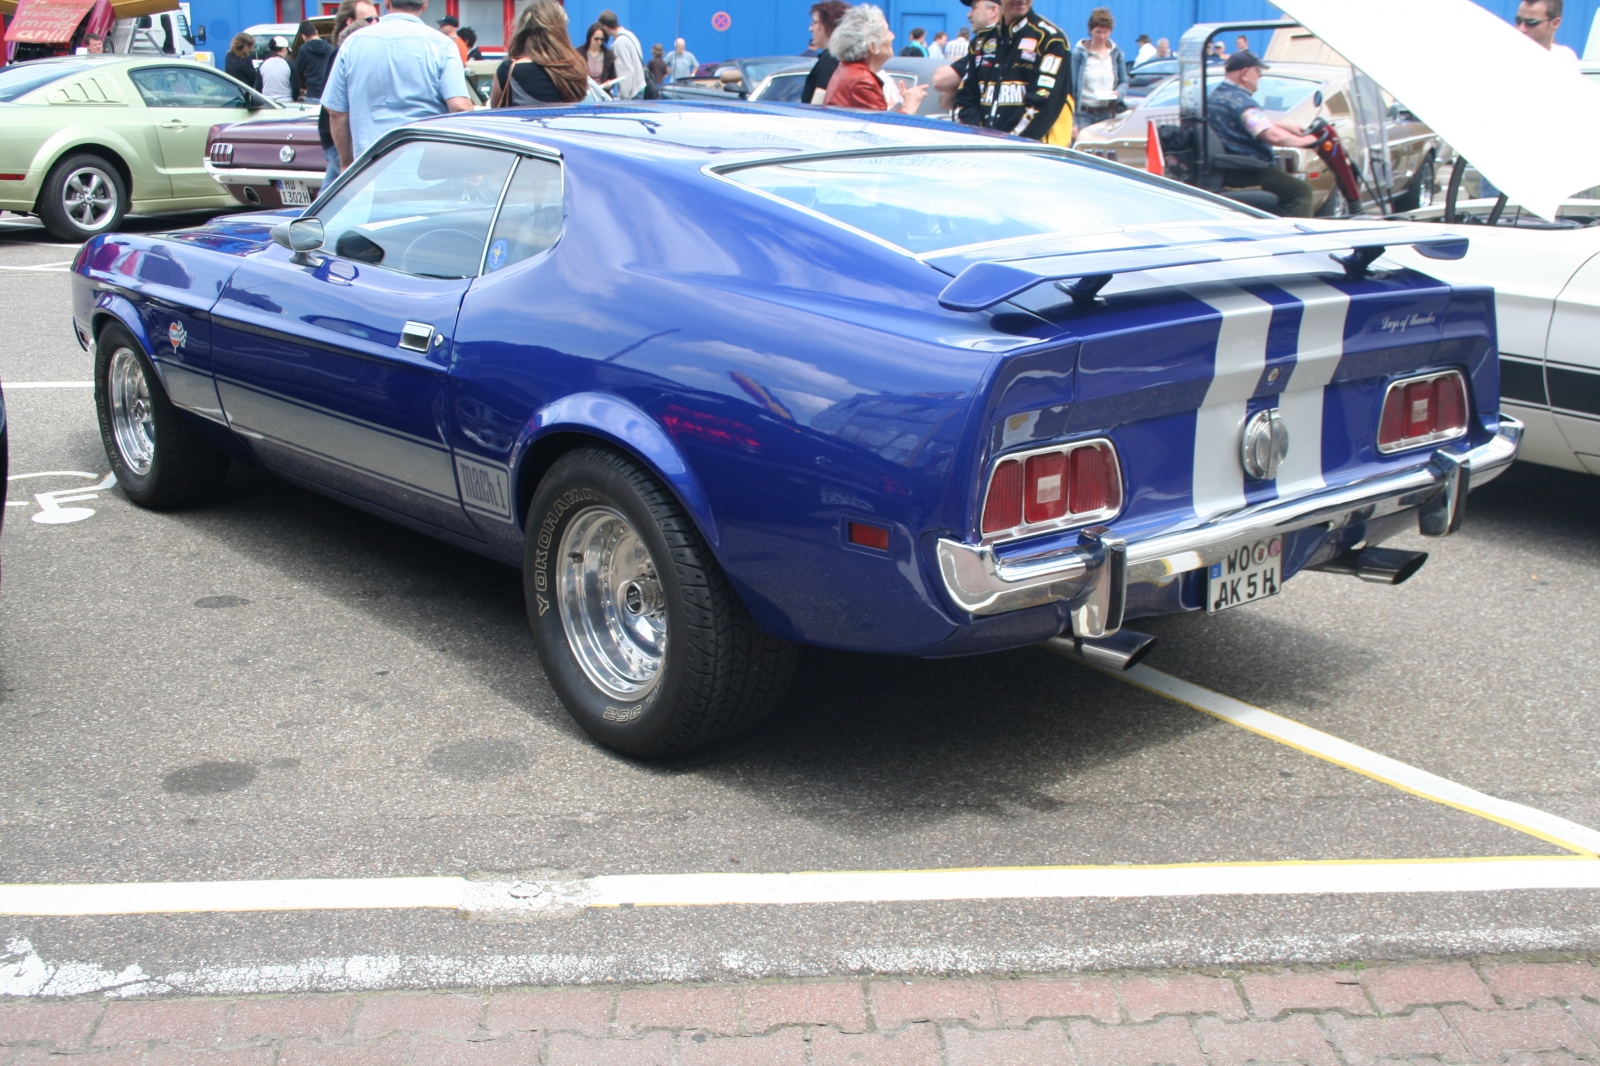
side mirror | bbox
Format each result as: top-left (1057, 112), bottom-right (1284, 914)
top-left (194, 25), bottom-right (206, 44)
top-left (270, 216), bottom-right (325, 263)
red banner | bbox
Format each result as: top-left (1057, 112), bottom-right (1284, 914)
top-left (4, 0), bottom-right (96, 42)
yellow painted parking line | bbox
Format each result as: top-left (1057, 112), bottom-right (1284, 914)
top-left (1089, 661), bottom-right (1600, 857)
top-left (2, 856), bottom-right (1597, 916)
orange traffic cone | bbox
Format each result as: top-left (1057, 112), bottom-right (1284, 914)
top-left (1146, 120), bottom-right (1165, 176)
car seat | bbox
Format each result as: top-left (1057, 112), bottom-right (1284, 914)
top-left (1202, 127), bottom-right (1280, 214)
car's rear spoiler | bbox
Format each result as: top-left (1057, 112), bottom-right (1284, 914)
top-left (934, 223), bottom-right (1468, 313)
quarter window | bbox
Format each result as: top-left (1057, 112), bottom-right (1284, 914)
top-left (129, 66), bottom-right (251, 108)
top-left (483, 157), bottom-right (563, 272)
top-left (314, 139), bottom-right (515, 279)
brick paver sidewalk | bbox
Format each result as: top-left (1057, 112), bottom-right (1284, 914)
top-left (3, 958), bottom-right (1599, 1064)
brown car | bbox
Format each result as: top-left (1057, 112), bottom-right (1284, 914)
top-left (205, 113), bottom-right (326, 210)
top-left (1072, 57), bottom-right (1440, 216)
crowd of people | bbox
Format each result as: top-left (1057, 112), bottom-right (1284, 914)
top-left (225, 0), bottom-right (1581, 223)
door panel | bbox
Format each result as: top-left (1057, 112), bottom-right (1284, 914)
top-left (1545, 250), bottom-right (1600, 466)
top-left (126, 65), bottom-right (253, 199)
top-left (213, 249), bottom-right (478, 534)
top-left (210, 138), bottom-right (518, 536)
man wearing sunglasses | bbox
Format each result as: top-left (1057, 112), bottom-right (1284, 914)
top-left (1514, 0), bottom-right (1579, 66)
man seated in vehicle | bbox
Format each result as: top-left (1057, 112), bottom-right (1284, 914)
top-left (1207, 51), bottom-right (1318, 217)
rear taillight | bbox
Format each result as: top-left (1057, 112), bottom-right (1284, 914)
top-left (209, 142), bottom-right (234, 165)
top-left (981, 439), bottom-right (1122, 538)
top-left (1377, 371), bottom-right (1469, 453)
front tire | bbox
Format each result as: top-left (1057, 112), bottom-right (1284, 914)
top-left (38, 153), bottom-right (127, 243)
top-left (95, 325), bottom-right (229, 508)
top-left (524, 447), bottom-right (796, 757)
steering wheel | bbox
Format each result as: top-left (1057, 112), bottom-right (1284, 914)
top-left (398, 228), bottom-right (483, 278)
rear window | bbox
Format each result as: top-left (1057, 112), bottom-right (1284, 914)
top-left (0, 60), bottom-right (94, 103)
top-left (726, 150), bottom-right (1247, 254)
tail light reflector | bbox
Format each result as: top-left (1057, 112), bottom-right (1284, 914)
top-left (981, 459), bottom-right (1023, 534)
top-left (846, 521), bottom-right (890, 552)
top-left (1377, 370), bottom-right (1469, 453)
top-left (1070, 443), bottom-right (1116, 514)
top-left (980, 439), bottom-right (1122, 539)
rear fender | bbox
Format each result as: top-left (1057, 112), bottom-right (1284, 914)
top-left (513, 391), bottom-right (718, 546)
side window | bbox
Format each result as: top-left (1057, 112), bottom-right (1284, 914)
top-left (315, 139), bottom-right (514, 279)
top-left (1323, 90), bottom-right (1351, 117)
top-left (483, 157), bottom-right (563, 273)
top-left (129, 66), bottom-right (249, 108)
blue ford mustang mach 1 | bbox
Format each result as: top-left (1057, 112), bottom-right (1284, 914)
top-left (70, 104), bottom-right (1521, 756)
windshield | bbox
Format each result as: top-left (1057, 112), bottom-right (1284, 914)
top-left (0, 60), bottom-right (95, 103)
top-left (728, 150), bottom-right (1247, 254)
top-left (740, 58), bottom-right (808, 84)
top-left (1145, 74), bottom-right (1320, 112)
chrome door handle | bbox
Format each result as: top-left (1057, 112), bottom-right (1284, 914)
top-left (160, 118), bottom-right (187, 129)
top-left (398, 321), bottom-right (435, 353)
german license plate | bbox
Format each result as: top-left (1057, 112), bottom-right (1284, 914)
top-left (1207, 537), bottom-right (1283, 614)
top-left (275, 179), bottom-right (312, 206)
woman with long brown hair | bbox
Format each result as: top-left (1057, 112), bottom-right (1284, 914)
top-left (580, 21), bottom-right (617, 92)
top-left (490, 1), bottom-right (592, 106)
top-left (224, 33), bottom-right (261, 90)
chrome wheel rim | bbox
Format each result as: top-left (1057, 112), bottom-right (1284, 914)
top-left (62, 166), bottom-right (117, 232)
top-left (556, 505), bottom-right (667, 702)
top-left (108, 347), bottom-right (155, 475)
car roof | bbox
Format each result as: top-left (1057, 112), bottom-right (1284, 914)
top-left (418, 101), bottom-right (1012, 165)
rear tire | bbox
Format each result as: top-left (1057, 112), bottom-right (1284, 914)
top-left (38, 153), bottom-right (128, 243)
top-left (95, 324), bottom-right (230, 508)
top-left (1391, 156), bottom-right (1436, 213)
top-left (1316, 187), bottom-right (1352, 218)
top-left (524, 447), bottom-right (796, 757)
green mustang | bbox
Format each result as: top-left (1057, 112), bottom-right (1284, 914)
top-left (0, 56), bottom-right (289, 241)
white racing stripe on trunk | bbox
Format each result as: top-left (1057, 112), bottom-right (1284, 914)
top-left (1272, 278), bottom-right (1352, 497)
top-left (3, 859), bottom-right (1599, 921)
top-left (1182, 283), bottom-right (1274, 518)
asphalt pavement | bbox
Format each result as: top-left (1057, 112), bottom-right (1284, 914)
top-left (2, 211), bottom-right (1598, 997)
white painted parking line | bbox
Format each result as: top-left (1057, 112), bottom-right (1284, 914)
top-left (0, 263), bottom-right (70, 272)
top-left (3, 382), bottom-right (93, 389)
top-left (1097, 662), bottom-right (1600, 857)
top-left (2, 856), bottom-right (1597, 918)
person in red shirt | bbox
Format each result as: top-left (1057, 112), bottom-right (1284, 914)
top-left (823, 4), bottom-right (928, 112)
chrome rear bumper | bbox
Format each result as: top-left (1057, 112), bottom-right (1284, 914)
top-left (936, 415), bottom-right (1523, 633)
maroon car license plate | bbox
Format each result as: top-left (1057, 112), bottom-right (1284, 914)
top-left (275, 180), bottom-right (312, 206)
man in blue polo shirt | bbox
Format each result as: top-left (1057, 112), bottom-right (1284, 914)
top-left (1208, 51), bottom-right (1319, 217)
top-left (322, 0), bottom-right (474, 170)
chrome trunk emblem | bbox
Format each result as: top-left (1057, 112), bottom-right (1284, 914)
top-left (279, 145), bottom-right (296, 163)
top-left (1241, 409), bottom-right (1289, 481)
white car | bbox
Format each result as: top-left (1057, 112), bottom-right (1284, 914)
top-left (1389, 209), bottom-right (1600, 475)
top-left (1384, 62), bottom-right (1600, 476)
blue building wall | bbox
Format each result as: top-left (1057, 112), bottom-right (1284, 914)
top-left (190, 0), bottom-right (1597, 80)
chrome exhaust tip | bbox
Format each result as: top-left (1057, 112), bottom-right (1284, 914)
top-left (243, 185), bottom-right (262, 205)
top-left (1043, 629), bottom-right (1158, 672)
top-left (1310, 546), bottom-right (1429, 585)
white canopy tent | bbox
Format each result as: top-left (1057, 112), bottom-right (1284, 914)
top-left (1271, 0), bottom-right (1600, 220)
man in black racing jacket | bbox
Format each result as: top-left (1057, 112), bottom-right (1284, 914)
top-left (953, 0), bottom-right (1073, 143)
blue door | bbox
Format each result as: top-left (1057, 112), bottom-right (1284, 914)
top-left (211, 138), bottom-right (519, 539)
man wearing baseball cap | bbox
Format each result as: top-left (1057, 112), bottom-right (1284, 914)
top-left (1208, 50), bottom-right (1319, 217)
top-left (953, 0), bottom-right (1072, 143)
top-left (436, 14), bottom-right (469, 64)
